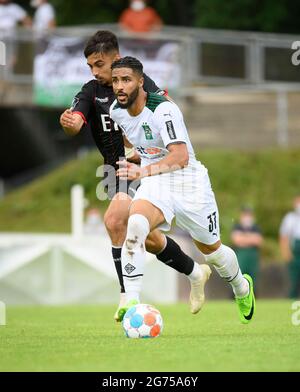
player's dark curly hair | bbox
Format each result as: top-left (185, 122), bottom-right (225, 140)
top-left (84, 30), bottom-right (119, 58)
top-left (111, 56), bottom-right (143, 76)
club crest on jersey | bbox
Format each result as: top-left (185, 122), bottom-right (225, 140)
top-left (142, 123), bottom-right (153, 140)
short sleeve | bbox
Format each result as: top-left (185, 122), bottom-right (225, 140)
top-left (155, 102), bottom-right (187, 148)
top-left (71, 81), bottom-right (94, 124)
top-left (13, 4), bottom-right (27, 21)
top-left (45, 4), bottom-right (55, 19)
top-left (280, 213), bottom-right (293, 237)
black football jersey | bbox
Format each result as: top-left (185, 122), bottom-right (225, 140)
top-left (71, 74), bottom-right (162, 170)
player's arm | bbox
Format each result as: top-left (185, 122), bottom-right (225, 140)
top-left (143, 143), bottom-right (188, 177)
top-left (60, 110), bottom-right (84, 136)
top-left (117, 143), bottom-right (188, 180)
top-left (123, 136), bottom-right (141, 164)
top-left (60, 82), bottom-right (93, 136)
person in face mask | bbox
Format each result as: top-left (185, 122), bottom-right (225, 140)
top-left (231, 206), bottom-right (263, 291)
top-left (119, 0), bottom-right (163, 33)
top-left (30, 0), bottom-right (56, 32)
top-left (280, 195), bottom-right (300, 298)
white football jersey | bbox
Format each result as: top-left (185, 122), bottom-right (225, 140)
top-left (110, 92), bottom-right (207, 181)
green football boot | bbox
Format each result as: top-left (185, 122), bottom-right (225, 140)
top-left (235, 274), bottom-right (255, 324)
top-left (114, 293), bottom-right (127, 322)
top-left (117, 299), bottom-right (139, 322)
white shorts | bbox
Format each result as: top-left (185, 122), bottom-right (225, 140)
top-left (133, 168), bottom-right (220, 245)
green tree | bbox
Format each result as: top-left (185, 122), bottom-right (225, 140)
top-left (194, 0), bottom-right (300, 34)
top-left (17, 0), bottom-right (196, 27)
top-left (16, 0), bottom-right (300, 34)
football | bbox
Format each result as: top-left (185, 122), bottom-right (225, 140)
top-left (122, 304), bottom-right (163, 339)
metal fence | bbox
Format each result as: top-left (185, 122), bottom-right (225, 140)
top-left (0, 24), bottom-right (300, 149)
top-left (177, 84), bottom-right (300, 149)
top-left (0, 23), bottom-right (300, 86)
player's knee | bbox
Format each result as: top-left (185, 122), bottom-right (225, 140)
top-left (145, 237), bottom-right (157, 253)
top-left (125, 214), bottom-right (150, 250)
top-left (145, 234), bottom-right (166, 254)
top-left (104, 210), bottom-right (127, 234)
top-left (202, 243), bottom-right (234, 268)
top-left (195, 240), bottom-right (221, 255)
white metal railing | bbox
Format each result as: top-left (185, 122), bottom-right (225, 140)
top-left (0, 23), bottom-right (300, 87)
top-left (0, 185), bottom-right (178, 305)
top-left (177, 83), bottom-right (300, 148)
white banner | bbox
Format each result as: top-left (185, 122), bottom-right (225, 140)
top-left (33, 36), bottom-right (181, 107)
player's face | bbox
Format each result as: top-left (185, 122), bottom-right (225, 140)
top-left (87, 51), bottom-right (120, 86)
top-left (112, 67), bottom-right (143, 109)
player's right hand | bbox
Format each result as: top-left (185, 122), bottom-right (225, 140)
top-left (60, 109), bottom-right (76, 129)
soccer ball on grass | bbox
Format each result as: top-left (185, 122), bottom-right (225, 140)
top-left (122, 304), bottom-right (163, 339)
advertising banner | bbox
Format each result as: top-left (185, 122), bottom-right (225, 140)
top-left (33, 36), bottom-right (181, 107)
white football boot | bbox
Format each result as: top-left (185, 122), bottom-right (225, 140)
top-left (189, 264), bottom-right (212, 314)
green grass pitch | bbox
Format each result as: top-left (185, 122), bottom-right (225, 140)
top-left (0, 300), bottom-right (299, 372)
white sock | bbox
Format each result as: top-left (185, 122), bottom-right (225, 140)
top-left (121, 214), bottom-right (150, 303)
top-left (126, 292), bottom-right (140, 302)
top-left (203, 244), bottom-right (249, 298)
top-left (188, 262), bottom-right (204, 283)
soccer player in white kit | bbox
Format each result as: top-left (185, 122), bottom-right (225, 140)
top-left (110, 57), bottom-right (255, 324)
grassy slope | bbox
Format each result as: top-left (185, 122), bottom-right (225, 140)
top-left (0, 301), bottom-right (299, 372)
top-left (0, 149), bottom-right (300, 259)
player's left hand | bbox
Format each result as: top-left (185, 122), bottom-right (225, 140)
top-left (116, 160), bottom-right (144, 180)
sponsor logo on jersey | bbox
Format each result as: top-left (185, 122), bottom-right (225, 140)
top-left (142, 123), bottom-right (154, 140)
top-left (166, 120), bottom-right (177, 140)
top-left (95, 97), bottom-right (109, 104)
top-left (136, 146), bottom-right (166, 158)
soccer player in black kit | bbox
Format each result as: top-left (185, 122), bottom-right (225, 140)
top-left (60, 31), bottom-right (206, 321)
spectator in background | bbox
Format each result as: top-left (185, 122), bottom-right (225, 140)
top-left (0, 0), bottom-right (31, 33)
top-left (119, 0), bottom-right (162, 33)
top-left (83, 208), bottom-right (105, 235)
top-left (231, 206), bottom-right (263, 290)
top-left (279, 195), bottom-right (300, 298)
top-left (30, 0), bottom-right (56, 31)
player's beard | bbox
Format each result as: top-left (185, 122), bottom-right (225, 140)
top-left (117, 87), bottom-right (139, 109)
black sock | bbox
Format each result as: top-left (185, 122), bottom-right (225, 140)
top-left (156, 236), bottom-right (194, 275)
top-left (112, 247), bottom-right (125, 293)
